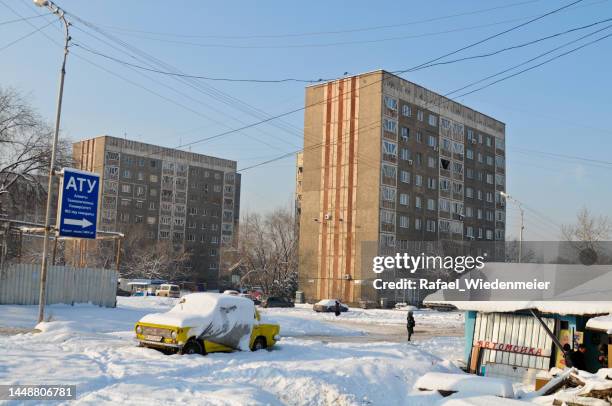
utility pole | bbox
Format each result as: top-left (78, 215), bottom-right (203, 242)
top-left (34, 0), bottom-right (71, 323)
top-left (500, 192), bottom-right (524, 263)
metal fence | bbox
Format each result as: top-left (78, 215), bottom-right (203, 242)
top-left (0, 263), bottom-right (117, 307)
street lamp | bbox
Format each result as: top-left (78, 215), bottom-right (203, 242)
top-left (34, 0), bottom-right (71, 323)
top-left (500, 191), bottom-right (524, 263)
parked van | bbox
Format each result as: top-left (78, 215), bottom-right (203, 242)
top-left (156, 284), bottom-right (181, 298)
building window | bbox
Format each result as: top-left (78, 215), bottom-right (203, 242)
top-left (399, 169), bottom-right (410, 184)
top-left (188, 222), bottom-right (196, 229)
top-left (400, 148), bottom-right (410, 161)
top-left (122, 169), bottom-right (131, 179)
top-left (210, 248), bottom-right (218, 256)
top-left (161, 216), bottom-right (171, 225)
top-left (486, 211), bottom-right (494, 222)
top-left (135, 215), bottom-right (143, 224)
top-left (189, 207), bottom-right (198, 215)
top-left (399, 193), bottom-right (409, 206)
top-left (417, 110), bottom-right (424, 121)
top-left (477, 190), bottom-right (483, 200)
top-left (428, 114), bottom-right (437, 127)
top-left (173, 232), bottom-right (184, 240)
top-left (439, 198), bottom-right (450, 212)
top-left (426, 220), bottom-right (436, 232)
top-left (159, 231), bottom-right (170, 239)
top-left (495, 229), bottom-right (504, 240)
top-left (149, 174), bottom-right (158, 183)
top-left (486, 229), bottom-right (493, 240)
top-left (427, 135), bottom-right (436, 148)
top-left (213, 185), bottom-right (222, 193)
top-left (120, 198), bottom-right (130, 207)
top-left (486, 173), bottom-right (494, 184)
top-left (147, 216), bottom-right (156, 225)
top-left (477, 153), bottom-right (483, 163)
top-left (105, 151), bottom-right (119, 162)
top-left (119, 212), bottom-right (129, 223)
top-left (466, 226), bottom-right (474, 238)
top-left (427, 156), bottom-right (436, 168)
top-left (136, 200), bottom-right (144, 209)
top-left (427, 178), bottom-right (436, 190)
top-left (400, 127), bottom-right (409, 142)
top-left (427, 199), bottom-right (436, 211)
top-left (465, 206), bottom-right (473, 218)
top-left (399, 215), bottom-right (409, 229)
top-left (416, 131), bottom-right (423, 143)
top-left (477, 209), bottom-right (483, 220)
top-left (466, 149), bottom-right (474, 160)
top-left (465, 187), bottom-right (473, 198)
top-left (439, 178), bottom-right (450, 191)
top-left (415, 218), bottom-right (422, 230)
top-left (211, 224), bottom-right (218, 231)
top-left (415, 175), bottom-right (422, 187)
top-left (383, 118), bottom-right (398, 134)
top-left (402, 104), bottom-right (411, 117)
top-left (211, 236), bottom-right (219, 244)
top-left (149, 202), bottom-right (156, 210)
top-left (466, 168), bottom-right (474, 179)
top-left (187, 234), bottom-right (195, 242)
top-left (121, 184), bottom-right (131, 194)
top-left (150, 188), bottom-right (157, 197)
top-left (174, 218), bottom-right (185, 226)
top-left (415, 196), bottom-right (422, 209)
top-left (486, 192), bottom-right (493, 203)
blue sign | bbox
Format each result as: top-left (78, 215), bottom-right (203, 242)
top-left (57, 168), bottom-right (100, 239)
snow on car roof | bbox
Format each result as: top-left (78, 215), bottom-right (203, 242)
top-left (414, 372), bottom-right (514, 398)
top-left (139, 293), bottom-right (256, 350)
top-left (315, 299), bottom-right (342, 306)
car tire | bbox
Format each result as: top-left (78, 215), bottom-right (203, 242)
top-left (181, 339), bottom-right (205, 355)
top-left (251, 337), bottom-right (267, 351)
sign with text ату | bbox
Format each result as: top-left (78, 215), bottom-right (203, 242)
top-left (57, 168), bottom-right (99, 239)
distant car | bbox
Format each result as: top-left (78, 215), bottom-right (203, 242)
top-left (313, 299), bottom-right (349, 313)
top-left (116, 287), bottom-right (131, 297)
top-left (261, 297), bottom-right (294, 308)
top-left (132, 290), bottom-right (155, 297)
top-left (223, 290), bottom-right (240, 296)
top-left (156, 284), bottom-right (181, 298)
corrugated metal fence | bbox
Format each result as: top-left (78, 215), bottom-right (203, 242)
top-left (0, 264), bottom-right (117, 307)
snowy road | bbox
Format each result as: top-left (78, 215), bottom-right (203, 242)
top-left (0, 297), bottom-right (466, 405)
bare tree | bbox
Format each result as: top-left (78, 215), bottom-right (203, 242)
top-left (560, 207), bottom-right (612, 264)
top-left (0, 87), bottom-right (72, 212)
top-left (238, 208), bottom-right (298, 298)
top-left (562, 207), bottom-right (611, 242)
top-left (119, 225), bottom-right (192, 281)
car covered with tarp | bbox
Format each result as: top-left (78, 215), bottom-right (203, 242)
top-left (135, 293), bottom-right (280, 355)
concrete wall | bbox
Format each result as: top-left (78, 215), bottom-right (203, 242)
top-left (0, 264), bottom-right (117, 307)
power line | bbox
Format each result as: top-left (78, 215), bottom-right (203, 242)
top-left (0, 18), bottom-right (55, 52)
top-left (450, 28), bottom-right (612, 99)
top-left (71, 17), bottom-right (612, 84)
top-left (511, 147), bottom-right (612, 167)
top-left (0, 12), bottom-right (50, 26)
top-left (97, 0), bottom-right (543, 40)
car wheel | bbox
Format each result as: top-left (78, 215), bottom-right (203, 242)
top-left (251, 337), bottom-right (267, 351)
top-left (181, 339), bottom-right (204, 355)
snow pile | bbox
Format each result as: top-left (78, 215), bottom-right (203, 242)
top-left (414, 372), bottom-right (515, 398)
top-left (0, 297), bottom-right (467, 405)
top-left (586, 314), bottom-right (612, 333)
top-left (437, 395), bottom-right (532, 405)
top-left (139, 293), bottom-right (255, 350)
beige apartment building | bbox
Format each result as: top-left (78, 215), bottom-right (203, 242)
top-left (72, 135), bottom-right (240, 289)
top-left (297, 70), bottom-right (506, 305)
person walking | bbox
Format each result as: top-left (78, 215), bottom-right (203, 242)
top-left (334, 300), bottom-right (341, 317)
top-left (407, 311), bottom-right (415, 341)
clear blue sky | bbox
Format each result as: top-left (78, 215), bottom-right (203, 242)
top-left (1, 0), bottom-right (611, 241)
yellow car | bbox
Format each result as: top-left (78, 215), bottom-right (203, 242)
top-left (135, 292), bottom-right (280, 355)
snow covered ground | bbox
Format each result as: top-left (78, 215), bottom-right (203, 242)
top-left (0, 297), bottom-right (469, 405)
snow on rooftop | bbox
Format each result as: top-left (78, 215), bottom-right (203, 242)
top-left (423, 300), bottom-right (612, 315)
top-left (586, 314), bottom-right (612, 333)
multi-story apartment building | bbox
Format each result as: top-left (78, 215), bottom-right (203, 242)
top-left (72, 135), bottom-right (240, 289)
top-left (298, 70), bottom-right (506, 304)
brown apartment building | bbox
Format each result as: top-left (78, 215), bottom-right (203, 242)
top-left (72, 135), bottom-right (240, 289)
top-left (297, 70), bottom-right (506, 305)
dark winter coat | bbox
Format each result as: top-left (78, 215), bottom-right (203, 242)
top-left (407, 315), bottom-right (415, 332)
